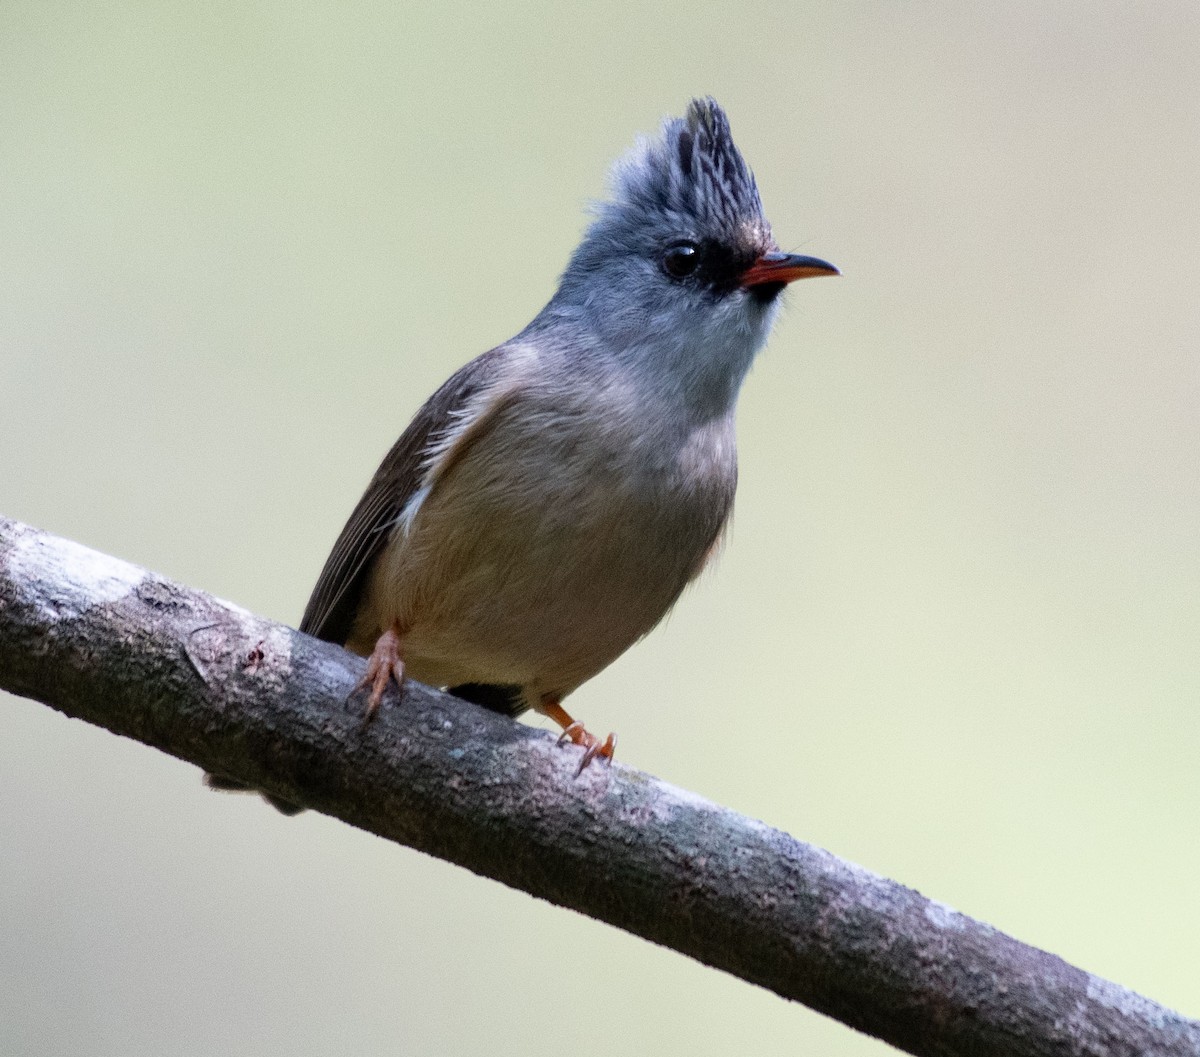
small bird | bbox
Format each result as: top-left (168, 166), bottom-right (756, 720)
top-left (207, 98), bottom-right (835, 811)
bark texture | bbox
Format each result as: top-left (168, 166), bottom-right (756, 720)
top-left (1, 513), bottom-right (1196, 1057)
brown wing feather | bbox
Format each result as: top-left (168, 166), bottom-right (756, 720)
top-left (298, 346), bottom-right (512, 645)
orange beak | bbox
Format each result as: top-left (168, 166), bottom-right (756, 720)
top-left (741, 251), bottom-right (839, 287)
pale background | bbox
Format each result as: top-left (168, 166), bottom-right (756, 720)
top-left (2, 4), bottom-right (1197, 1055)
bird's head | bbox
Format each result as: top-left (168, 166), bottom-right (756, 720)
top-left (545, 98), bottom-right (836, 411)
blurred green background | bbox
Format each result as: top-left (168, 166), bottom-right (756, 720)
top-left (2, 3), bottom-right (1197, 1054)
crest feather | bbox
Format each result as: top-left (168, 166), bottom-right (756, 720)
top-left (609, 97), bottom-right (766, 235)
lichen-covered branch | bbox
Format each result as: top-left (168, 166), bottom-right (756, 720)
top-left (0, 513), bottom-right (1195, 1057)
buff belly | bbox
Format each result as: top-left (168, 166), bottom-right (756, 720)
top-left (348, 402), bottom-right (735, 703)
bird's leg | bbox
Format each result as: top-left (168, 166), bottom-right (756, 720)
top-left (538, 695), bottom-right (616, 775)
top-left (354, 621), bottom-right (407, 722)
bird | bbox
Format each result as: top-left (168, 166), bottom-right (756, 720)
top-left (206, 97), bottom-right (835, 812)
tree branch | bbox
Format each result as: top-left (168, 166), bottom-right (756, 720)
top-left (0, 513), bottom-right (1195, 1057)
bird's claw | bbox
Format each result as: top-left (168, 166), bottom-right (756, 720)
top-left (557, 721), bottom-right (616, 775)
top-left (352, 627), bottom-right (406, 722)
top-left (556, 721), bottom-right (583, 747)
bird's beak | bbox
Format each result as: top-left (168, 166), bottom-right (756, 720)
top-left (740, 251), bottom-right (839, 288)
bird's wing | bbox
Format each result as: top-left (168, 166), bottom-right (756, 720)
top-left (298, 344), bottom-right (518, 645)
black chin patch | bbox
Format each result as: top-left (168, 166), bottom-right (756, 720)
top-left (748, 280), bottom-right (787, 305)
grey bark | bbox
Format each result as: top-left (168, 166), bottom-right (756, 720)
top-left (0, 513), bottom-right (1195, 1057)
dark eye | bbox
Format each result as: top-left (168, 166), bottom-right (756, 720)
top-left (661, 241), bottom-right (701, 279)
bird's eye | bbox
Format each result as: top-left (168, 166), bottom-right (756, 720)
top-left (661, 242), bottom-right (701, 279)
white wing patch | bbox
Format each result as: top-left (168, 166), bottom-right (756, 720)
top-left (394, 481), bottom-right (432, 536)
top-left (392, 344), bottom-right (538, 537)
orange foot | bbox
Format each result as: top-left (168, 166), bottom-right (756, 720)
top-left (354, 622), bottom-right (406, 722)
top-left (540, 697), bottom-right (616, 776)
